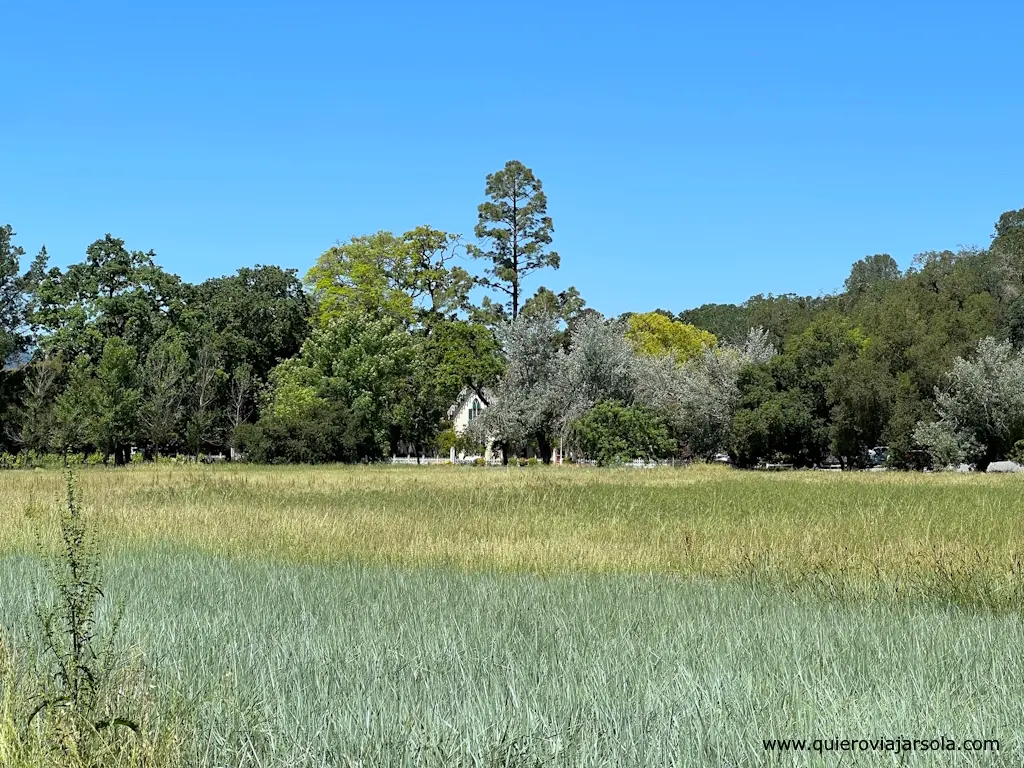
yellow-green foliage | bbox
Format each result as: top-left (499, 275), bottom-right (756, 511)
top-left (625, 311), bottom-right (717, 360)
top-left (2, 464), bottom-right (1023, 608)
top-left (305, 231), bottom-right (416, 326)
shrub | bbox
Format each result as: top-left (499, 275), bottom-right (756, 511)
top-left (1009, 440), bottom-right (1024, 464)
top-left (436, 428), bottom-right (458, 456)
top-left (454, 433), bottom-right (486, 456)
top-left (571, 400), bottom-right (676, 466)
top-left (234, 402), bottom-right (368, 464)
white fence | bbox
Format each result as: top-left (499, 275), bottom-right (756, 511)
top-left (389, 457), bottom-right (683, 468)
top-left (390, 456), bottom-right (504, 466)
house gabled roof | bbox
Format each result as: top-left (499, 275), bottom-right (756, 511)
top-left (446, 387), bottom-right (495, 419)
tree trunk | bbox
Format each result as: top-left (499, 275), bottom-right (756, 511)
top-left (536, 430), bottom-right (552, 465)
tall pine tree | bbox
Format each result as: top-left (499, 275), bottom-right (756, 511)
top-left (468, 161), bottom-right (559, 319)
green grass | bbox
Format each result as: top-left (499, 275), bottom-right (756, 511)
top-left (2, 552), bottom-right (1022, 766)
top-left (1, 464), bottom-right (1022, 765)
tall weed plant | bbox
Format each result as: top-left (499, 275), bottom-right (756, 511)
top-left (3, 471), bottom-right (181, 767)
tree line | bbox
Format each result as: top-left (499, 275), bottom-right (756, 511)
top-left (2, 163), bottom-right (1023, 469)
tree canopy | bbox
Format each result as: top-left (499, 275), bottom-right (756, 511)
top-left (3, 181), bottom-right (1024, 471)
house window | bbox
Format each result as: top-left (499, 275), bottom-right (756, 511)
top-left (469, 399), bottom-right (481, 421)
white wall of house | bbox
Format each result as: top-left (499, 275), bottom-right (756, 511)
top-left (448, 389), bottom-right (498, 460)
top-left (451, 392), bottom-right (486, 434)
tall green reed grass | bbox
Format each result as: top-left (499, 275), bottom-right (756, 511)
top-left (3, 552), bottom-right (1022, 766)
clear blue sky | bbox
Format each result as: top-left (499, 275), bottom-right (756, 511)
top-left (3, 1), bottom-right (1022, 317)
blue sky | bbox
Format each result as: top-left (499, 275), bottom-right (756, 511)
top-left (3, 1), bottom-right (1023, 317)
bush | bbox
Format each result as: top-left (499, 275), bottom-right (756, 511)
top-left (1009, 440), bottom-right (1024, 464)
top-left (436, 428), bottom-right (458, 456)
top-left (527, 457), bottom-right (539, 467)
top-left (235, 403), bottom-right (382, 464)
top-left (455, 433), bottom-right (486, 456)
top-left (0, 451), bottom-right (68, 470)
top-left (571, 400), bottom-right (676, 467)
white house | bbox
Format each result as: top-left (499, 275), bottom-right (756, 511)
top-left (448, 388), bottom-right (489, 432)
top-left (447, 387), bottom-right (498, 461)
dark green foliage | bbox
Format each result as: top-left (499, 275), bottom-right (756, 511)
top-left (827, 352), bottom-right (892, 467)
top-left (680, 293), bottom-right (828, 347)
top-left (992, 208), bottom-right (1024, 283)
top-left (33, 234), bottom-right (183, 364)
top-left (189, 265), bottom-right (311, 382)
top-left (731, 315), bottom-right (865, 467)
top-left (0, 226), bottom-right (46, 452)
top-left (0, 224), bottom-right (28, 366)
top-left (731, 372), bottom-right (825, 468)
top-left (468, 160), bottom-right (559, 319)
top-left (676, 302), bottom-right (751, 343)
top-left (92, 338), bottom-right (144, 465)
top-left (427, 319), bottom-right (504, 408)
top-left (1004, 295), bottom-right (1024, 349)
top-left (571, 401), bottom-right (675, 465)
top-left (233, 402), bottom-right (365, 464)
top-left (1008, 440), bottom-right (1024, 463)
top-left (843, 253), bottom-right (901, 300)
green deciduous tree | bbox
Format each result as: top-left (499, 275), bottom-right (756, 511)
top-left (11, 357), bottom-right (61, 452)
top-left (306, 227), bottom-right (471, 328)
top-left (189, 265), bottom-right (310, 382)
top-left (0, 225), bottom-right (46, 365)
top-left (991, 207), bottom-right (1024, 284)
top-left (91, 338), bottom-right (143, 465)
top-left (625, 312), bottom-right (717, 361)
top-left (427, 319), bottom-right (504, 408)
top-left (730, 316), bottom-right (865, 467)
top-left (140, 334), bottom-right (189, 457)
top-left (254, 312), bottom-right (417, 461)
top-left (844, 253), bottom-right (901, 300)
top-left (184, 342), bottom-right (225, 457)
top-left (33, 235), bottom-right (183, 364)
